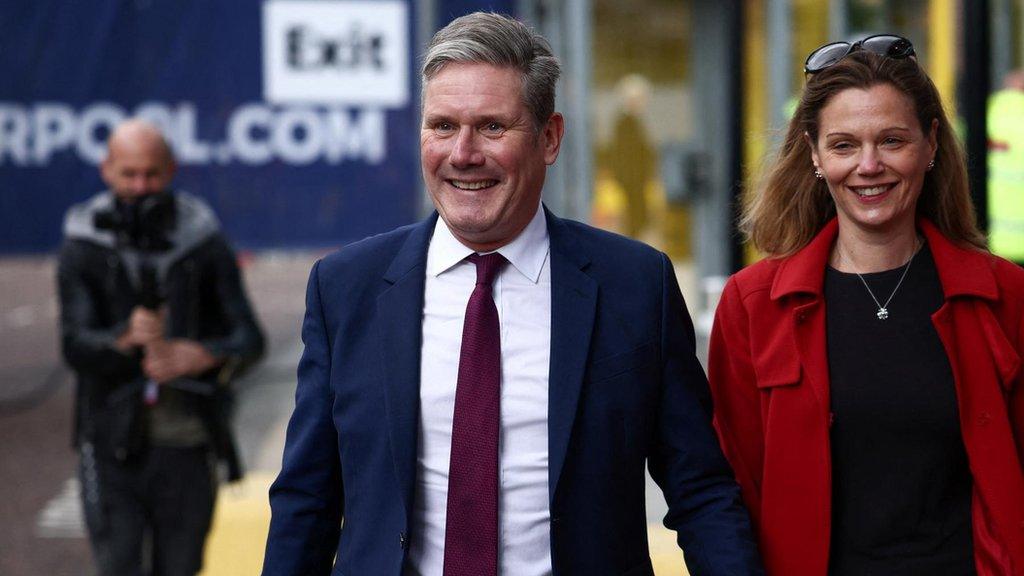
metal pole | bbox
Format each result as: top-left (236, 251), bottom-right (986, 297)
top-left (1020, 0), bottom-right (1024, 66)
top-left (563, 0), bottom-right (593, 222)
top-left (828, 0), bottom-right (847, 41)
top-left (961, 0), bottom-right (991, 231)
top-left (531, 0), bottom-right (569, 218)
top-left (992, 0), bottom-right (1012, 84)
top-left (691, 0), bottom-right (743, 276)
top-left (417, 0), bottom-right (437, 217)
top-left (767, 0), bottom-right (790, 135)
top-left (524, 0), bottom-right (591, 222)
top-left (728, 0), bottom-right (745, 273)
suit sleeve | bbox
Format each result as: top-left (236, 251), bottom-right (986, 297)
top-left (263, 260), bottom-right (343, 576)
top-left (707, 276), bottom-right (765, 529)
top-left (648, 254), bottom-right (764, 576)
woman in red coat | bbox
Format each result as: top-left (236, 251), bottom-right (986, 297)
top-left (709, 37), bottom-right (1024, 576)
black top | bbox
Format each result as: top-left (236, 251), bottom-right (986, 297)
top-left (825, 243), bottom-right (975, 576)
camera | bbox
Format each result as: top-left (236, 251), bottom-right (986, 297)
top-left (94, 192), bottom-right (177, 309)
top-left (94, 191), bottom-right (176, 253)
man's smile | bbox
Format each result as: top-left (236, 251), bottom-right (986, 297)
top-left (448, 179), bottom-right (500, 190)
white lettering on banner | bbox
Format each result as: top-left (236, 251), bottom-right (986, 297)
top-left (0, 102), bottom-right (388, 167)
top-left (324, 107), bottom-right (384, 163)
top-left (0, 104), bottom-right (31, 164)
top-left (274, 108), bottom-right (322, 164)
top-left (33, 104), bottom-right (77, 164)
top-left (78, 104), bottom-right (127, 163)
top-left (228, 104), bottom-right (274, 164)
top-left (135, 101), bottom-right (176, 137)
top-left (175, 104), bottom-right (211, 164)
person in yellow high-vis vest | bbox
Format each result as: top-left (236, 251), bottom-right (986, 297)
top-left (988, 69), bottom-right (1024, 264)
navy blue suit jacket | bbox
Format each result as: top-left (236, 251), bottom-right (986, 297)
top-left (263, 209), bottom-right (762, 575)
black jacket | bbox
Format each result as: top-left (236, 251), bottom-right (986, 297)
top-left (58, 191), bottom-right (264, 480)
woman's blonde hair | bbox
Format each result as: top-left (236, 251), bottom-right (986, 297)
top-left (741, 50), bottom-right (986, 256)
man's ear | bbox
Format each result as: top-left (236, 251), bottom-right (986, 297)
top-left (542, 113), bottom-right (565, 165)
top-left (100, 156), bottom-right (115, 190)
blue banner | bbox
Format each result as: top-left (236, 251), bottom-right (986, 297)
top-left (0, 0), bottom-right (420, 252)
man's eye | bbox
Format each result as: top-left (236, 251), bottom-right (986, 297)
top-left (482, 122), bottom-right (504, 133)
top-left (434, 122), bottom-right (455, 133)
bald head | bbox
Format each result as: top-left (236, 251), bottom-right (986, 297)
top-left (101, 119), bottom-right (176, 203)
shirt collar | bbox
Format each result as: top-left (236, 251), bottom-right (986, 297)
top-left (427, 203), bottom-right (549, 283)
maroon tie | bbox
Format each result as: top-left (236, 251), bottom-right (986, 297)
top-left (443, 252), bottom-right (506, 576)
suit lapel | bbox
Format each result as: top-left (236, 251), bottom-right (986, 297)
top-left (376, 215), bottom-right (436, 522)
top-left (545, 210), bottom-right (598, 503)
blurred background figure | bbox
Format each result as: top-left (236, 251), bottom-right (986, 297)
top-left (58, 120), bottom-right (264, 576)
top-left (987, 69), bottom-right (1024, 266)
top-left (607, 74), bottom-right (658, 239)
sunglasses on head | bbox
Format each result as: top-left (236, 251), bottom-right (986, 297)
top-left (804, 34), bottom-right (916, 74)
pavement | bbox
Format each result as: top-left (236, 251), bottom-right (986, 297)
top-left (1, 251), bottom-right (703, 576)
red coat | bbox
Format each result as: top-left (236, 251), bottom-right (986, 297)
top-left (708, 217), bottom-right (1024, 575)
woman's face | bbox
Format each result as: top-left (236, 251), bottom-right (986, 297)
top-left (809, 83), bottom-right (937, 237)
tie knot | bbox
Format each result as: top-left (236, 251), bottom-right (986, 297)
top-left (468, 252), bottom-right (507, 286)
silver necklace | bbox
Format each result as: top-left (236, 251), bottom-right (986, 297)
top-left (837, 240), bottom-right (921, 320)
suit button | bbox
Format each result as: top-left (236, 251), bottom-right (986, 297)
top-left (399, 532), bottom-right (408, 549)
top-left (551, 516), bottom-right (561, 525)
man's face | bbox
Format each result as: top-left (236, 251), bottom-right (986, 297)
top-left (101, 136), bottom-right (175, 203)
top-left (420, 62), bottom-right (563, 251)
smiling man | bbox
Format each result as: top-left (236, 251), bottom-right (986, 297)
top-left (262, 12), bottom-right (762, 576)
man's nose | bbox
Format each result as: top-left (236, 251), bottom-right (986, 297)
top-left (448, 127), bottom-right (485, 168)
top-left (127, 175), bottom-right (149, 193)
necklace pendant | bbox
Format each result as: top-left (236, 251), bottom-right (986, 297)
top-left (876, 307), bottom-right (889, 320)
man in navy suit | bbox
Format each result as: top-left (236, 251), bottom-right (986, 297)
top-left (263, 12), bottom-right (762, 576)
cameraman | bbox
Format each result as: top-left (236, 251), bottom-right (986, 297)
top-left (57, 119), bottom-right (264, 576)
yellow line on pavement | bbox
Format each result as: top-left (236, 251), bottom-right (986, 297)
top-left (199, 473), bottom-right (275, 576)
top-left (649, 522), bottom-right (690, 576)
top-left (199, 478), bottom-right (689, 576)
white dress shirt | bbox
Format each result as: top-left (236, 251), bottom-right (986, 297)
top-left (407, 205), bottom-right (553, 576)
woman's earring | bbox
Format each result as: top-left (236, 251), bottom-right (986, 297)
top-left (926, 159), bottom-right (935, 171)
top-left (814, 169), bottom-right (824, 180)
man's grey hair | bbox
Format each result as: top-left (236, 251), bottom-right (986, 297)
top-left (422, 12), bottom-right (561, 130)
